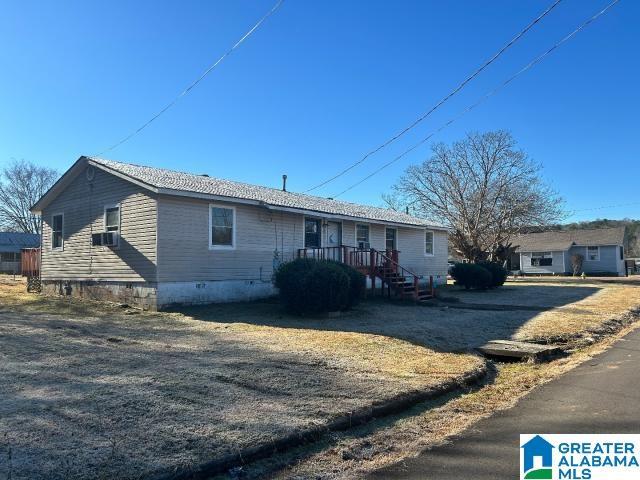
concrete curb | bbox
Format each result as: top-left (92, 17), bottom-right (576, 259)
top-left (147, 363), bottom-right (488, 480)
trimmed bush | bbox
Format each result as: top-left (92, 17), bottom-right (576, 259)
top-left (275, 258), bottom-right (360, 315)
top-left (331, 261), bottom-right (366, 307)
top-left (450, 263), bottom-right (492, 290)
top-left (478, 261), bottom-right (508, 288)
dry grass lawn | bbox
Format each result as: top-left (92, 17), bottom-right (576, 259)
top-left (244, 280), bottom-right (640, 480)
top-left (2, 276), bottom-right (639, 480)
top-left (0, 276), bottom-right (482, 480)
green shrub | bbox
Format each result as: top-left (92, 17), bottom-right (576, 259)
top-left (450, 263), bottom-right (492, 290)
top-left (478, 261), bottom-right (508, 288)
top-left (331, 261), bottom-right (366, 307)
top-left (275, 258), bottom-right (356, 314)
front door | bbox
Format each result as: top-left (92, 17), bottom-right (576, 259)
top-left (326, 221), bottom-right (342, 262)
top-left (327, 222), bottom-right (342, 247)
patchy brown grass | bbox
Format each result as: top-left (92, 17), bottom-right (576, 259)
top-left (255, 333), bottom-right (640, 480)
top-left (515, 283), bottom-right (640, 342)
top-left (242, 282), bottom-right (640, 480)
top-left (3, 274), bottom-right (639, 480)
top-left (0, 275), bottom-right (482, 480)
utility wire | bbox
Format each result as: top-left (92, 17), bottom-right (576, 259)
top-left (568, 201), bottom-right (640, 215)
top-left (332, 0), bottom-right (620, 199)
top-left (97, 0), bottom-right (285, 156)
top-left (303, 0), bottom-right (563, 193)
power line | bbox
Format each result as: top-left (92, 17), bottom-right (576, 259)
top-left (568, 201), bottom-right (640, 215)
top-left (303, 0), bottom-right (563, 193)
top-left (96, 0), bottom-right (285, 156)
top-left (332, 0), bottom-right (620, 199)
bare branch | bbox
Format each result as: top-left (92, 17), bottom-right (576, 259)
top-left (0, 159), bottom-right (58, 234)
top-left (390, 131), bottom-right (565, 261)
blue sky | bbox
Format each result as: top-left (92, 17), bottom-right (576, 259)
top-left (1, 0), bottom-right (638, 222)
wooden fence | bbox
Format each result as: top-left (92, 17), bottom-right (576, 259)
top-left (21, 248), bottom-right (40, 277)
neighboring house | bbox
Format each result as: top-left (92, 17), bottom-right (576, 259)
top-left (31, 156), bottom-right (449, 310)
top-left (510, 227), bottom-right (626, 276)
top-left (0, 232), bottom-right (40, 274)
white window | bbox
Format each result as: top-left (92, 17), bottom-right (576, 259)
top-left (210, 205), bottom-right (235, 249)
top-left (356, 224), bottom-right (370, 249)
top-left (531, 252), bottom-right (553, 267)
top-left (586, 246), bottom-right (600, 261)
top-left (385, 228), bottom-right (397, 251)
top-left (104, 205), bottom-right (120, 246)
top-left (425, 230), bottom-right (434, 256)
top-left (304, 218), bottom-right (322, 248)
top-left (51, 213), bottom-right (63, 250)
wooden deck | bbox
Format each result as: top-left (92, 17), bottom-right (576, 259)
top-left (297, 245), bottom-right (434, 303)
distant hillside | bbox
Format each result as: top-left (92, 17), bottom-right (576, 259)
top-left (550, 219), bottom-right (640, 257)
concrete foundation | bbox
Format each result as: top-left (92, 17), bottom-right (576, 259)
top-left (41, 274), bottom-right (445, 311)
top-left (365, 274), bottom-right (447, 289)
top-left (41, 280), bottom-right (158, 311)
top-left (41, 279), bottom-right (278, 311)
top-left (156, 280), bottom-right (276, 309)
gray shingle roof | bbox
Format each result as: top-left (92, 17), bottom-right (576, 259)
top-left (512, 227), bottom-right (625, 252)
top-left (0, 232), bottom-right (40, 253)
top-left (87, 157), bottom-right (445, 229)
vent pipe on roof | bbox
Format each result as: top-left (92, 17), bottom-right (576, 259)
top-left (405, 206), bottom-right (410, 214)
top-left (282, 174), bottom-right (287, 192)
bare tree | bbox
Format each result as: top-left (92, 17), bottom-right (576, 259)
top-left (0, 160), bottom-right (58, 234)
top-left (389, 131), bottom-right (564, 262)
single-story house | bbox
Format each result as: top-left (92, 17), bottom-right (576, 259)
top-left (510, 227), bottom-right (626, 276)
top-left (0, 232), bottom-right (40, 274)
top-left (31, 156), bottom-right (449, 310)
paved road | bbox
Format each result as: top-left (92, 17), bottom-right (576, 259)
top-left (369, 328), bottom-right (640, 480)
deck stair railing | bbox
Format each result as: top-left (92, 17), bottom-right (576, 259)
top-left (297, 245), bottom-right (434, 302)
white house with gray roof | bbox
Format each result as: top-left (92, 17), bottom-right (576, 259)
top-left (31, 156), bottom-right (449, 310)
top-left (510, 227), bottom-right (626, 276)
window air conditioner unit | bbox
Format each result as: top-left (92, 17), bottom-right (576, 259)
top-left (91, 232), bottom-right (118, 247)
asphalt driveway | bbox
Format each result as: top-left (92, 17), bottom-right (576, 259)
top-left (369, 327), bottom-right (640, 480)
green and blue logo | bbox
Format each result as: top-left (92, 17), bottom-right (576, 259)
top-left (520, 434), bottom-right (640, 480)
top-left (521, 435), bottom-right (554, 479)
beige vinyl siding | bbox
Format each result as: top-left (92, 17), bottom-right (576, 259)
top-left (397, 228), bottom-right (448, 279)
top-left (157, 196), bottom-right (304, 282)
top-left (342, 220), bottom-right (356, 246)
top-left (347, 222), bottom-right (448, 278)
top-left (41, 166), bottom-right (157, 281)
top-left (156, 193), bottom-right (449, 283)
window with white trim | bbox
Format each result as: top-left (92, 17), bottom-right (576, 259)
top-left (52, 214), bottom-right (63, 249)
top-left (586, 246), bottom-right (600, 261)
top-left (356, 224), bottom-right (370, 249)
top-left (304, 218), bottom-right (321, 248)
top-left (210, 206), bottom-right (235, 248)
top-left (531, 252), bottom-right (553, 267)
top-left (385, 228), bottom-right (397, 251)
top-left (104, 205), bottom-right (120, 246)
top-left (425, 230), bottom-right (434, 255)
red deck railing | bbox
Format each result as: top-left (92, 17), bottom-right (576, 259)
top-left (296, 245), bottom-right (434, 301)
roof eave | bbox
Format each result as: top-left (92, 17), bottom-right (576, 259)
top-left (156, 187), bottom-right (448, 230)
top-left (30, 156), bottom-right (160, 214)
